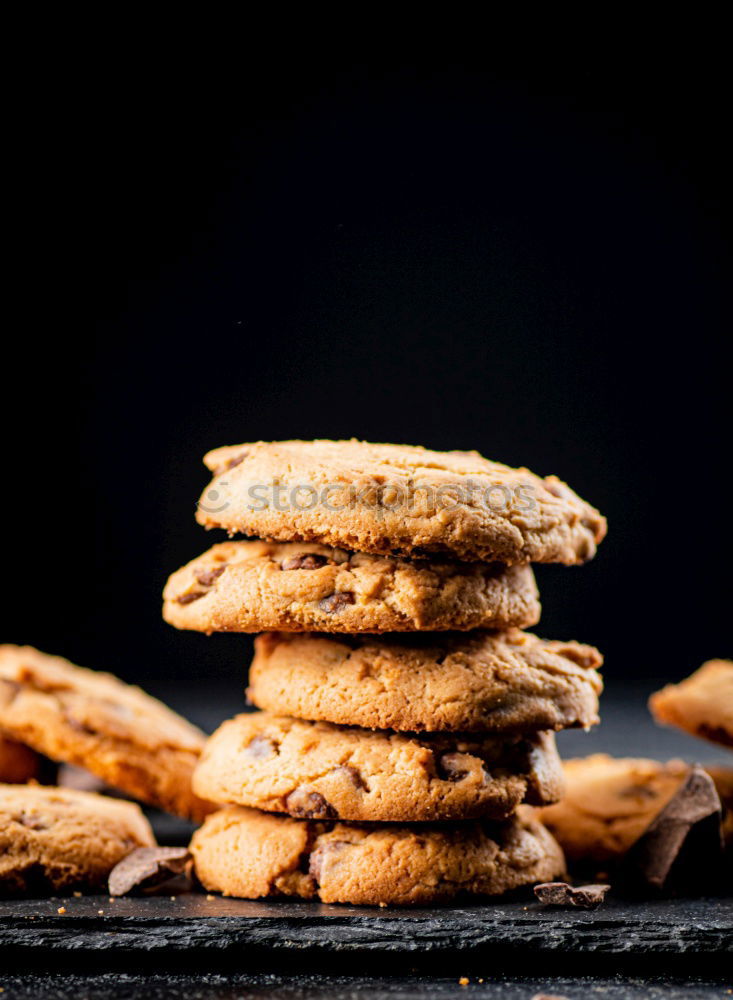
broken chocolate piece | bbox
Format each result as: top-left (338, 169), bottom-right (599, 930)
top-left (534, 882), bottom-right (610, 908)
top-left (108, 847), bottom-right (192, 896)
top-left (318, 592), bottom-right (355, 613)
top-left (285, 788), bottom-right (337, 819)
top-left (622, 765), bottom-right (723, 891)
top-left (309, 840), bottom-right (348, 883)
top-left (281, 553), bottom-right (329, 571)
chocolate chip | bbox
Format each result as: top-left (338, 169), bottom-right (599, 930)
top-left (195, 566), bottom-right (226, 587)
top-left (176, 591), bottom-right (207, 605)
top-left (285, 788), bottom-right (337, 819)
top-left (16, 812), bottom-right (50, 831)
top-left (534, 882), bottom-right (610, 908)
top-left (109, 847), bottom-right (192, 896)
top-left (318, 592), bottom-right (355, 614)
top-left (243, 735), bottom-right (277, 760)
top-left (331, 764), bottom-right (368, 791)
top-left (281, 553), bottom-right (329, 571)
top-left (309, 840), bottom-right (348, 883)
top-left (225, 452), bottom-right (247, 470)
top-left (437, 752), bottom-right (470, 782)
top-left (621, 766), bottom-right (723, 891)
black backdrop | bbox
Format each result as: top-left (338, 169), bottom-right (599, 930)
top-left (4, 51), bottom-right (731, 695)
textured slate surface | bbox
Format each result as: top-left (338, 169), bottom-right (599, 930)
top-left (0, 972), bottom-right (729, 999)
top-left (1, 893), bottom-right (730, 964)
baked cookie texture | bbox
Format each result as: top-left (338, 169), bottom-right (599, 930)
top-left (163, 541), bottom-right (541, 633)
top-left (0, 784), bottom-right (155, 894)
top-left (195, 440), bottom-right (606, 565)
top-left (649, 660), bottom-right (733, 749)
top-left (536, 754), bottom-right (710, 863)
top-left (190, 805), bottom-right (565, 905)
top-left (248, 630), bottom-right (603, 734)
top-left (193, 712), bottom-right (564, 822)
top-left (0, 645), bottom-right (213, 822)
top-left (0, 735), bottom-right (40, 784)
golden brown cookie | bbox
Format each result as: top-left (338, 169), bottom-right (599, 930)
top-left (649, 660), bottom-right (733, 748)
top-left (195, 439), bottom-right (606, 565)
top-left (190, 805), bottom-right (565, 905)
top-left (0, 735), bottom-right (41, 784)
top-left (537, 755), bottom-right (697, 863)
top-left (163, 541), bottom-right (540, 633)
top-left (0, 784), bottom-right (155, 894)
top-left (193, 712), bottom-right (564, 822)
top-left (0, 645), bottom-right (213, 821)
top-left (248, 630), bottom-right (603, 734)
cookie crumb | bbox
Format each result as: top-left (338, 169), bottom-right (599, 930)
top-left (97, 910), bottom-right (104, 915)
top-left (459, 977), bottom-right (469, 986)
top-left (206, 894), bottom-right (215, 901)
top-left (73, 891), bottom-right (82, 898)
top-left (57, 906), bottom-right (66, 914)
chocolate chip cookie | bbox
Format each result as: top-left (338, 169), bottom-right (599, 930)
top-left (163, 540), bottom-right (540, 633)
top-left (649, 660), bottom-right (733, 748)
top-left (0, 645), bottom-right (213, 821)
top-left (247, 630), bottom-right (603, 733)
top-left (190, 805), bottom-right (565, 905)
top-left (195, 439), bottom-right (606, 565)
top-left (0, 784), bottom-right (155, 893)
top-left (193, 712), bottom-right (564, 822)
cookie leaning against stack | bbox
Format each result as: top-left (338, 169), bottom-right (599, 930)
top-left (164, 439), bottom-right (606, 905)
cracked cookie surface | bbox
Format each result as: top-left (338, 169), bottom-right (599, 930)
top-left (0, 645), bottom-right (214, 822)
top-left (163, 540), bottom-right (540, 633)
top-left (0, 784), bottom-right (155, 893)
top-left (248, 630), bottom-right (603, 734)
top-left (195, 439), bottom-right (606, 565)
top-left (649, 660), bottom-right (733, 749)
top-left (536, 754), bottom-right (723, 864)
top-left (190, 805), bottom-right (565, 905)
top-left (193, 712), bottom-right (564, 822)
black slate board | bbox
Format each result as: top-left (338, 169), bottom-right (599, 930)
top-left (1, 892), bottom-right (731, 975)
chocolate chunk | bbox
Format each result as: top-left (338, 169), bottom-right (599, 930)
top-left (285, 788), bottom-right (337, 819)
top-left (437, 752), bottom-right (471, 782)
top-left (622, 765), bottom-right (723, 891)
top-left (16, 812), bottom-right (49, 831)
top-left (195, 566), bottom-right (226, 587)
top-left (318, 592), bottom-right (355, 614)
top-left (225, 452), bottom-right (247, 470)
top-left (176, 591), bottom-right (207, 605)
top-left (243, 735), bottom-right (278, 760)
top-left (108, 847), bottom-right (192, 896)
top-left (281, 553), bottom-right (329, 571)
top-left (331, 763), bottom-right (368, 791)
top-left (309, 840), bottom-right (348, 883)
top-left (534, 882), bottom-right (610, 908)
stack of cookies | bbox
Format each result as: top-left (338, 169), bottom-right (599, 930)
top-left (163, 439), bottom-right (607, 905)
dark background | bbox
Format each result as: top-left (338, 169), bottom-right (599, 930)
top-left (5, 50), bottom-right (731, 705)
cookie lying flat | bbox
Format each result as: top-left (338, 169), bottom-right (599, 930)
top-left (536, 755), bottom-right (721, 864)
top-left (0, 784), bottom-right (155, 894)
top-left (195, 439), bottom-right (606, 565)
top-left (248, 630), bottom-right (603, 734)
top-left (649, 660), bottom-right (733, 749)
top-left (0, 646), bottom-right (213, 821)
top-left (163, 541), bottom-right (540, 633)
top-left (190, 805), bottom-right (565, 905)
top-left (0, 735), bottom-right (40, 784)
top-left (193, 712), bottom-right (564, 822)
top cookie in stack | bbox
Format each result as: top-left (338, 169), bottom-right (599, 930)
top-left (164, 439), bottom-right (606, 905)
top-left (164, 439), bottom-right (605, 633)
